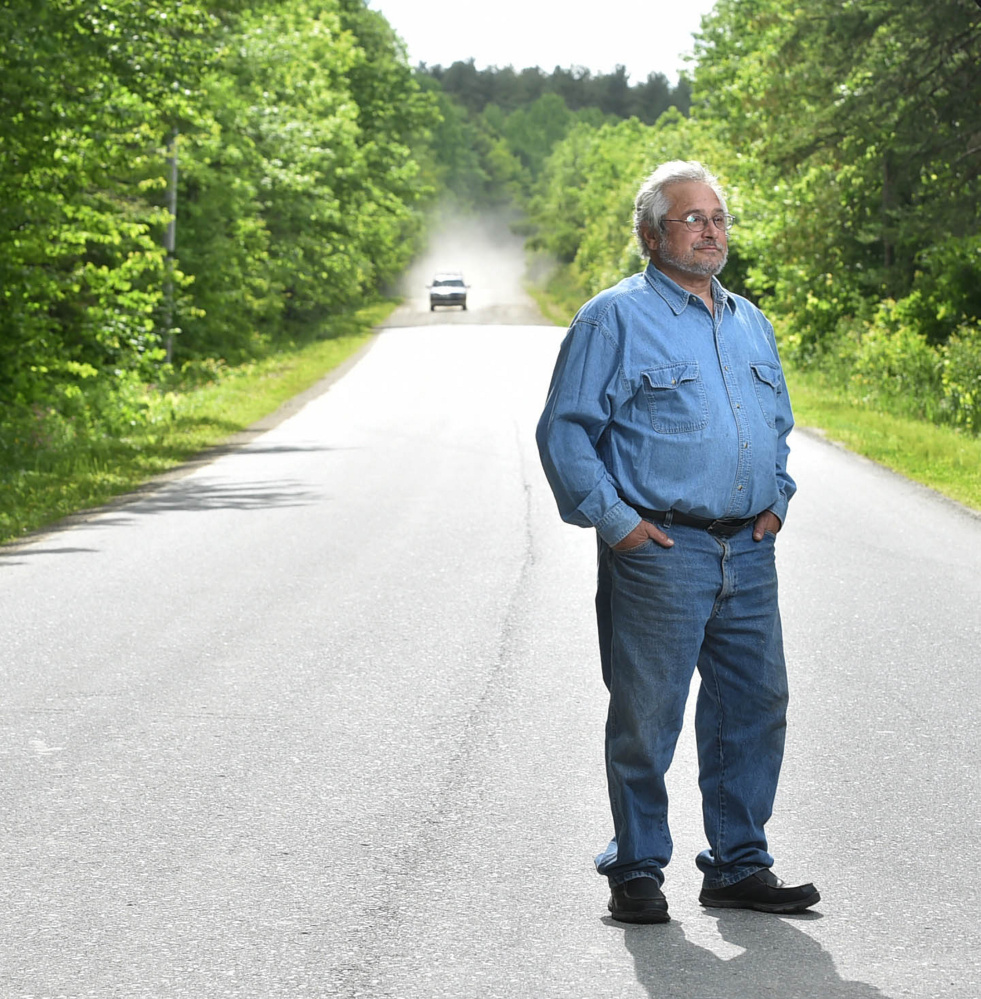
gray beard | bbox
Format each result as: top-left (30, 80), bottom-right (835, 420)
top-left (657, 239), bottom-right (728, 277)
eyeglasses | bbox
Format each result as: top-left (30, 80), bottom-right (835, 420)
top-left (664, 213), bottom-right (737, 233)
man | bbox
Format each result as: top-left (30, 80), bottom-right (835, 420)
top-left (536, 160), bottom-right (819, 924)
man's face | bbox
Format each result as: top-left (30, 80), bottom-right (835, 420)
top-left (646, 181), bottom-right (728, 280)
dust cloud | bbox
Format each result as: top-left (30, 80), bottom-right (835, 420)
top-left (381, 210), bottom-right (558, 327)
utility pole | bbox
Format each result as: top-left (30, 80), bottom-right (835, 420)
top-left (163, 129), bottom-right (178, 364)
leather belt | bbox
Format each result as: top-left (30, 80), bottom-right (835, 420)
top-left (634, 507), bottom-right (755, 537)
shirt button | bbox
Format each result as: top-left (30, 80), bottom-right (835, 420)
top-left (738, 485), bottom-right (744, 491)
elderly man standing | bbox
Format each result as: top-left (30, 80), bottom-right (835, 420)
top-left (536, 161), bottom-right (819, 923)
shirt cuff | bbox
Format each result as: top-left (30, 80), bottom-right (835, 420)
top-left (769, 495), bottom-right (789, 526)
top-left (595, 500), bottom-right (642, 546)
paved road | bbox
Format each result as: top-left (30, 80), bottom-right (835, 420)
top-left (2, 226), bottom-right (980, 997)
top-left (380, 211), bottom-right (554, 329)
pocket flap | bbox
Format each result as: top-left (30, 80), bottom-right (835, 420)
top-left (642, 361), bottom-right (700, 390)
top-left (750, 361), bottom-right (781, 388)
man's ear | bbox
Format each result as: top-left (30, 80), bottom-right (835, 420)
top-left (642, 225), bottom-right (659, 254)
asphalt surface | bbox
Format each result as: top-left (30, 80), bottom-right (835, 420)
top-left (2, 219), bottom-right (980, 998)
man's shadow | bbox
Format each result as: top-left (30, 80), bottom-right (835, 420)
top-left (619, 909), bottom-right (891, 999)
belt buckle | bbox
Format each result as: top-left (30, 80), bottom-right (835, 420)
top-left (707, 517), bottom-right (745, 536)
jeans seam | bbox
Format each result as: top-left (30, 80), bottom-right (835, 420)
top-left (714, 541), bottom-right (731, 860)
top-left (714, 668), bottom-right (727, 866)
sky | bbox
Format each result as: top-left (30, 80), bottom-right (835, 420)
top-left (367, 0), bottom-right (719, 84)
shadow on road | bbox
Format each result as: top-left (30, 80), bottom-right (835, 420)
top-left (0, 476), bottom-right (324, 556)
top-left (108, 477), bottom-right (321, 516)
top-left (0, 546), bottom-right (100, 566)
top-left (619, 910), bottom-right (892, 999)
top-left (0, 441), bottom-right (348, 553)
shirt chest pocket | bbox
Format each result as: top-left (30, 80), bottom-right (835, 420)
top-left (750, 360), bottom-right (781, 429)
top-left (640, 361), bottom-right (708, 434)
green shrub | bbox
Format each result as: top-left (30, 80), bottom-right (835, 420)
top-left (849, 302), bottom-right (944, 421)
top-left (940, 325), bottom-right (981, 434)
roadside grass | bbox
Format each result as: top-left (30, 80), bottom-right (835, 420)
top-left (786, 369), bottom-right (981, 512)
top-left (0, 301), bottom-right (393, 546)
top-left (529, 263), bottom-right (981, 514)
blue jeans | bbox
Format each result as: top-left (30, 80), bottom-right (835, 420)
top-left (593, 522), bottom-right (789, 889)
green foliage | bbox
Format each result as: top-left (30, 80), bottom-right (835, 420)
top-left (527, 110), bottom-right (738, 296)
top-left (414, 77), bottom-right (492, 201)
top-left (850, 305), bottom-right (945, 421)
top-left (691, 0), bottom-right (981, 332)
top-left (896, 235), bottom-right (981, 347)
top-left (940, 326), bottom-right (981, 435)
top-left (1, 0), bottom-right (439, 423)
top-left (419, 60), bottom-right (695, 208)
top-left (0, 0), bottom-right (209, 408)
top-left (501, 94), bottom-right (575, 178)
top-left (171, 0), bottom-right (438, 361)
top-left (524, 0), bottom-right (981, 439)
top-left (424, 61), bottom-right (690, 123)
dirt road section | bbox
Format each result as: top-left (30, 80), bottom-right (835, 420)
top-left (381, 212), bottom-right (556, 327)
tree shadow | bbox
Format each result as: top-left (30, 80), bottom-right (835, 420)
top-left (618, 909), bottom-right (892, 999)
top-left (104, 476), bottom-right (322, 516)
top-left (1, 474), bottom-right (325, 554)
top-left (0, 546), bottom-right (99, 566)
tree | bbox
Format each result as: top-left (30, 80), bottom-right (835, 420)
top-left (0, 0), bottom-right (442, 411)
top-left (691, 0), bottom-right (981, 346)
top-left (0, 0), bottom-right (218, 407)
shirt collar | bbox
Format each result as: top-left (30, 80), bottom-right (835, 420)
top-left (644, 262), bottom-right (737, 316)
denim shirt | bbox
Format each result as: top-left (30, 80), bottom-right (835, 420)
top-left (536, 263), bottom-right (796, 546)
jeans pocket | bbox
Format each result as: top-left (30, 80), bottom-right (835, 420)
top-left (614, 539), bottom-right (656, 554)
top-left (641, 361), bottom-right (708, 434)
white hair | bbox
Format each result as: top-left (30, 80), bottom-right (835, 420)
top-left (633, 160), bottom-right (728, 259)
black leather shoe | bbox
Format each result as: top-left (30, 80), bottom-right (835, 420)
top-left (608, 877), bottom-right (670, 924)
top-left (699, 868), bottom-right (820, 913)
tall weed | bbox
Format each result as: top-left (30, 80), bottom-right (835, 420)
top-left (941, 325), bottom-right (981, 434)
